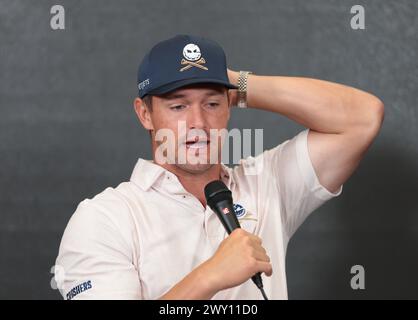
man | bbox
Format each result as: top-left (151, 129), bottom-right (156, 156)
top-left (55, 34), bottom-right (384, 300)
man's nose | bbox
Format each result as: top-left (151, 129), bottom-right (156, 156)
top-left (187, 105), bottom-right (206, 129)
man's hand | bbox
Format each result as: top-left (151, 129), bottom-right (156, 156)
top-left (201, 228), bottom-right (272, 292)
top-left (159, 229), bottom-right (272, 300)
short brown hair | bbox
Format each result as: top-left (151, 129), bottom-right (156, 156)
top-left (142, 95), bottom-right (153, 111)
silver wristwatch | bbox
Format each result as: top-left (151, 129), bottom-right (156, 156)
top-left (237, 71), bottom-right (252, 108)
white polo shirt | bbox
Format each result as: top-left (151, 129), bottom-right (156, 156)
top-left (55, 129), bottom-right (342, 300)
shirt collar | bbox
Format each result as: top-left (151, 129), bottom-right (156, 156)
top-left (130, 158), bottom-right (233, 191)
top-left (130, 159), bottom-right (166, 191)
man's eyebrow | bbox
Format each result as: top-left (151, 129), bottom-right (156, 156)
top-left (203, 91), bottom-right (225, 97)
top-left (163, 93), bottom-right (187, 100)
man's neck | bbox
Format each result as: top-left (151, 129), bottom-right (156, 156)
top-left (159, 163), bottom-right (222, 208)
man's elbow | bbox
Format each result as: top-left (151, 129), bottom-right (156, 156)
top-left (366, 97), bottom-right (385, 136)
top-left (352, 94), bottom-right (384, 138)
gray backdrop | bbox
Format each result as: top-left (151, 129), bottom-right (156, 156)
top-left (1, 0), bottom-right (417, 299)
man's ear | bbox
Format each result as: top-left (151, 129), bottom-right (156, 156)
top-left (134, 97), bottom-right (154, 131)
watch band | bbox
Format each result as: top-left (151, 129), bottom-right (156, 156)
top-left (237, 71), bottom-right (252, 108)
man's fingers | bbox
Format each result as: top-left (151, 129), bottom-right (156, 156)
top-left (256, 261), bottom-right (273, 277)
top-left (252, 248), bottom-right (270, 263)
top-left (233, 229), bottom-right (262, 245)
top-left (253, 244), bottom-right (267, 256)
top-left (249, 234), bottom-right (262, 245)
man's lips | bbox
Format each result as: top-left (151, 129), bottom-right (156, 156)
top-left (183, 137), bottom-right (210, 149)
top-left (186, 141), bottom-right (209, 149)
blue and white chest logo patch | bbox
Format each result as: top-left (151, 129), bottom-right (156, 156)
top-left (233, 203), bottom-right (247, 219)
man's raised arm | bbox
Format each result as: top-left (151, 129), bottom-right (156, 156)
top-left (228, 70), bottom-right (384, 193)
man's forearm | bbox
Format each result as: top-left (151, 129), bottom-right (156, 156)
top-left (158, 261), bottom-right (217, 300)
top-left (228, 70), bottom-right (384, 135)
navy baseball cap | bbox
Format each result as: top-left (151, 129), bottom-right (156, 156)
top-left (137, 34), bottom-right (238, 98)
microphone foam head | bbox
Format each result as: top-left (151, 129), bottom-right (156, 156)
top-left (204, 180), bottom-right (232, 208)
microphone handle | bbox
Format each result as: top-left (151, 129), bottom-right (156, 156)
top-left (212, 200), bottom-right (264, 290)
top-left (212, 200), bottom-right (240, 233)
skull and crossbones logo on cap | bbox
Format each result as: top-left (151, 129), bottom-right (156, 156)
top-left (180, 43), bottom-right (208, 72)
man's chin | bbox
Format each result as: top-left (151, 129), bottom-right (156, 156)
top-left (175, 162), bottom-right (214, 174)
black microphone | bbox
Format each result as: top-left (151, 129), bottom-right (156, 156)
top-left (204, 180), bottom-right (268, 300)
